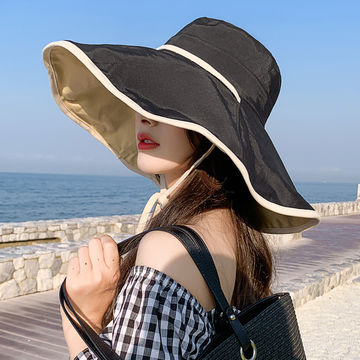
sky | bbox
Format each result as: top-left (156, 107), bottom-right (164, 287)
top-left (0, 0), bottom-right (359, 182)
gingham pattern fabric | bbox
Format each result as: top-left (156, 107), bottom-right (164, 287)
top-left (74, 264), bottom-right (234, 360)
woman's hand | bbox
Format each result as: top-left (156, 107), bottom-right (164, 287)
top-left (64, 235), bottom-right (121, 333)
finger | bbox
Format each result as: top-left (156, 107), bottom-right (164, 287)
top-left (78, 246), bottom-right (92, 272)
top-left (88, 237), bottom-right (105, 271)
top-left (101, 235), bottom-right (120, 270)
top-left (67, 256), bottom-right (80, 278)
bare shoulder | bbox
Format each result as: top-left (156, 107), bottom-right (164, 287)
top-left (135, 230), bottom-right (192, 274)
top-left (135, 229), bottom-right (217, 311)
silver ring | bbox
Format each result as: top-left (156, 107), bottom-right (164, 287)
top-left (240, 340), bottom-right (257, 360)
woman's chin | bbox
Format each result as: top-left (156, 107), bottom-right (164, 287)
top-left (137, 159), bottom-right (181, 176)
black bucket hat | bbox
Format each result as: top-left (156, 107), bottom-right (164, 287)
top-left (42, 16), bottom-right (320, 234)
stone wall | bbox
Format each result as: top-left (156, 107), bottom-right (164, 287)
top-left (312, 200), bottom-right (360, 217)
top-left (0, 247), bottom-right (76, 300)
top-left (0, 196), bottom-right (359, 300)
top-left (0, 214), bottom-right (139, 300)
top-left (1, 198), bottom-right (359, 246)
top-left (0, 234), bottom-right (129, 300)
top-left (0, 214), bottom-right (140, 245)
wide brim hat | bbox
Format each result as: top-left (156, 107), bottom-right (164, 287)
top-left (42, 17), bottom-right (320, 234)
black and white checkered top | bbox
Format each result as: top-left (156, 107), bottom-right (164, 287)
top-left (74, 264), bottom-right (236, 360)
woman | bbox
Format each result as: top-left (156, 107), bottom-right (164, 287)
top-left (42, 17), bottom-right (319, 359)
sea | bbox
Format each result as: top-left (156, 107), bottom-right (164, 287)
top-left (0, 172), bottom-right (358, 223)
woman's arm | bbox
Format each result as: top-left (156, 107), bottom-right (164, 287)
top-left (60, 306), bottom-right (88, 359)
top-left (62, 235), bottom-right (121, 359)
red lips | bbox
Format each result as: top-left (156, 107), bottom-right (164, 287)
top-left (137, 132), bottom-right (160, 150)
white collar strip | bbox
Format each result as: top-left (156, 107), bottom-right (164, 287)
top-left (157, 44), bottom-right (241, 103)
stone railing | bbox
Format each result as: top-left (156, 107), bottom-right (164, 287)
top-left (312, 200), bottom-right (360, 217)
top-left (0, 214), bottom-right (140, 245)
top-left (312, 183), bottom-right (360, 216)
top-left (0, 190), bottom-right (359, 300)
top-left (0, 214), bottom-right (139, 300)
top-left (1, 200), bottom-right (359, 247)
top-left (0, 234), bottom-right (129, 300)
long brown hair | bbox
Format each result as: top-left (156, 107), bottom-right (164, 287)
top-left (102, 131), bottom-right (273, 327)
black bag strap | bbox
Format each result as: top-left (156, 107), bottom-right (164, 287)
top-left (164, 225), bottom-right (252, 351)
top-left (59, 225), bottom-right (252, 359)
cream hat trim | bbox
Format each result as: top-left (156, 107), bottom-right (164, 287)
top-left (42, 41), bottom-right (320, 223)
top-left (157, 44), bottom-right (241, 103)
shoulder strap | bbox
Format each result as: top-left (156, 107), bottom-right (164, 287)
top-left (59, 225), bottom-right (252, 359)
top-left (160, 225), bottom-right (251, 352)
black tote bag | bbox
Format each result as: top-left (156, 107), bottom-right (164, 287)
top-left (60, 225), bottom-right (306, 359)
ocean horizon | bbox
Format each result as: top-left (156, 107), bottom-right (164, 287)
top-left (0, 171), bottom-right (358, 223)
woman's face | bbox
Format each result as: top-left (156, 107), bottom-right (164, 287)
top-left (135, 112), bottom-right (195, 187)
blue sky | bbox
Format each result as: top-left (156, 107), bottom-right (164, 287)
top-left (1, 0), bottom-right (359, 182)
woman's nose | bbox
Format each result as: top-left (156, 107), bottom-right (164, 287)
top-left (141, 118), bottom-right (157, 127)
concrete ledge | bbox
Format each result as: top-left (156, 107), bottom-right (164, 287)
top-left (276, 258), bottom-right (360, 308)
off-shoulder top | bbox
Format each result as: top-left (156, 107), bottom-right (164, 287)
top-left (74, 264), bottom-right (238, 360)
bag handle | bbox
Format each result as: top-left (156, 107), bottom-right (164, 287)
top-left (59, 225), bottom-right (252, 359)
top-left (162, 225), bottom-right (252, 352)
top-left (60, 280), bottom-right (122, 360)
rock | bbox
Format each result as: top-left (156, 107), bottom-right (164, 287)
top-left (113, 223), bottom-right (123, 232)
top-left (54, 230), bottom-right (65, 239)
top-left (89, 227), bottom-right (97, 236)
top-left (51, 256), bottom-right (62, 276)
top-left (19, 233), bottom-right (30, 241)
top-left (29, 232), bottom-right (39, 240)
top-left (19, 278), bottom-right (37, 295)
top-left (0, 261), bottom-right (15, 283)
top-left (48, 225), bottom-right (61, 232)
top-left (24, 259), bottom-right (39, 279)
top-left (59, 263), bottom-right (68, 274)
top-left (37, 224), bottom-right (47, 232)
top-left (13, 257), bottom-right (24, 270)
top-left (53, 273), bottom-right (66, 289)
top-left (65, 230), bottom-right (74, 241)
top-left (0, 279), bottom-right (20, 300)
top-left (97, 226), bottom-right (106, 233)
top-left (73, 229), bottom-right (81, 241)
top-left (1, 228), bottom-right (13, 235)
top-left (1, 235), bottom-right (10, 242)
top-left (60, 251), bottom-right (72, 263)
top-left (13, 269), bottom-right (26, 283)
top-left (37, 269), bottom-right (53, 291)
top-left (14, 227), bottom-right (25, 234)
top-left (60, 223), bottom-right (68, 230)
top-left (39, 253), bottom-right (55, 269)
top-left (67, 223), bottom-right (78, 230)
top-left (9, 234), bottom-right (17, 241)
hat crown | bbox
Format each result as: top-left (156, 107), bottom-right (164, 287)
top-left (165, 17), bottom-right (281, 126)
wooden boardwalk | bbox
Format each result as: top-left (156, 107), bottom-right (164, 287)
top-left (0, 290), bottom-right (67, 359)
top-left (0, 214), bottom-right (359, 359)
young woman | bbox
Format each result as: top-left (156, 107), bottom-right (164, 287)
top-left (42, 17), bottom-right (319, 359)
